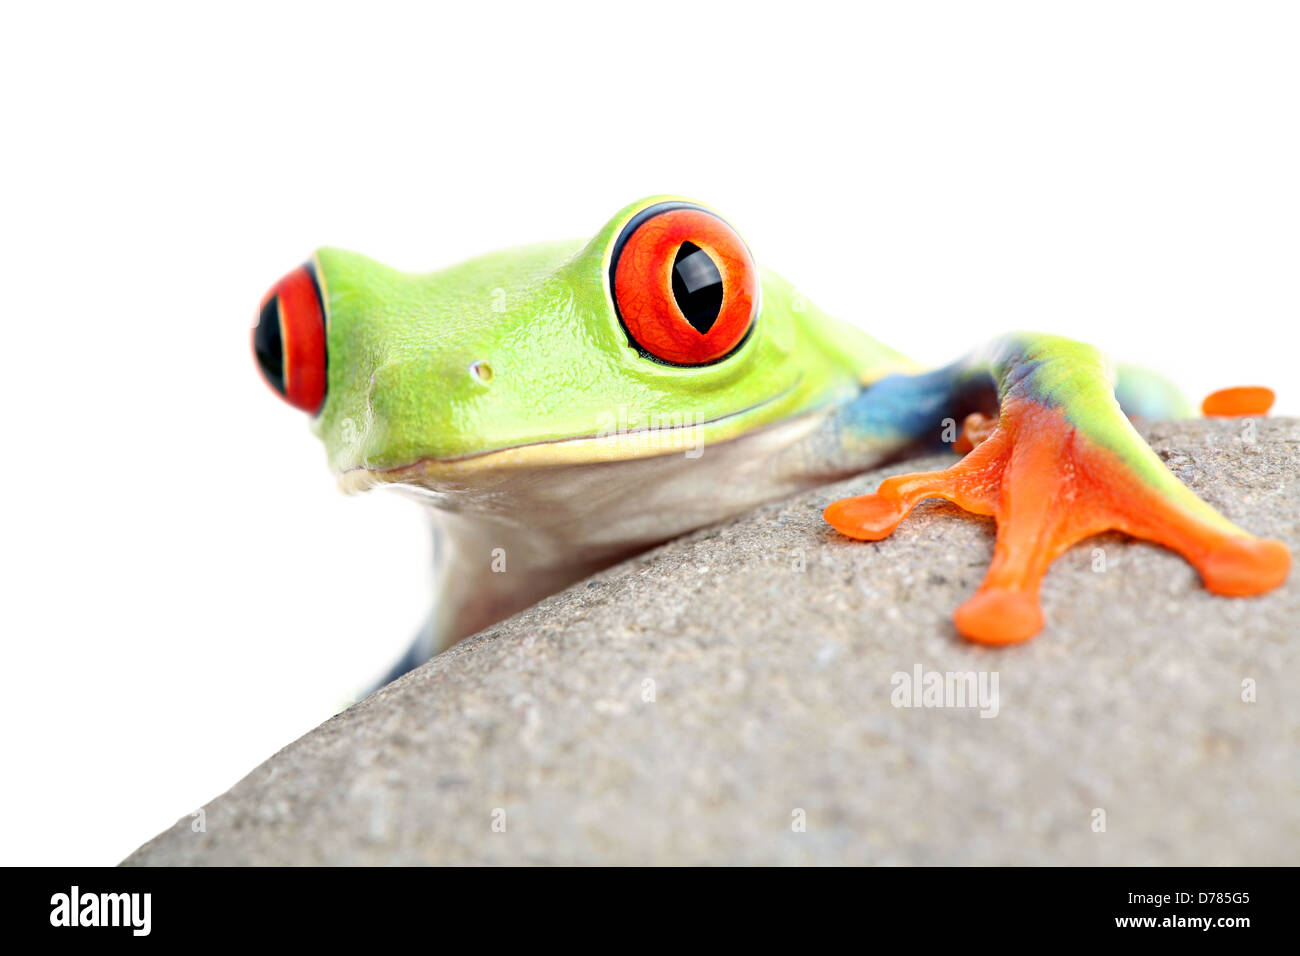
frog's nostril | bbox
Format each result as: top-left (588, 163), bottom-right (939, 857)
top-left (253, 261), bottom-right (327, 414)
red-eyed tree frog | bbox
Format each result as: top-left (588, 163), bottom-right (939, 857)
top-left (253, 197), bottom-right (1290, 686)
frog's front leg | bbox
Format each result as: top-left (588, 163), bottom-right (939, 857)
top-left (825, 334), bottom-right (1290, 644)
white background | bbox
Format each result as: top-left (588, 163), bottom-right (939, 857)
top-left (1, 2), bottom-right (1297, 865)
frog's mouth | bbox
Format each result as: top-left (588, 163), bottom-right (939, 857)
top-left (337, 378), bottom-right (812, 495)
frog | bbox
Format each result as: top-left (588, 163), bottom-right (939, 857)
top-left (252, 195), bottom-right (1290, 687)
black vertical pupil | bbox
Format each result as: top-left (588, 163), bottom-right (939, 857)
top-left (671, 242), bottom-right (724, 334)
top-left (254, 297), bottom-right (286, 395)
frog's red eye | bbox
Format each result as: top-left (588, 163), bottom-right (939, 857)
top-left (609, 202), bottom-right (757, 366)
top-left (253, 261), bottom-right (327, 414)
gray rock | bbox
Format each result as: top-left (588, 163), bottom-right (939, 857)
top-left (124, 418), bottom-right (1300, 865)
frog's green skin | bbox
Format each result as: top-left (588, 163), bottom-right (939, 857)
top-left (263, 195), bottom-right (1286, 683)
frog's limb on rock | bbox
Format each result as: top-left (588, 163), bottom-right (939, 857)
top-left (825, 334), bottom-right (1291, 644)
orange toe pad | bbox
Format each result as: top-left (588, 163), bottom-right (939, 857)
top-left (1202, 386), bottom-right (1274, 418)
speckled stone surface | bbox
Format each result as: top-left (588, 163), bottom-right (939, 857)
top-left (124, 419), bottom-right (1300, 865)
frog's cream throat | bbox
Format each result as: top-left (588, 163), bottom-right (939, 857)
top-left (379, 405), bottom-right (905, 663)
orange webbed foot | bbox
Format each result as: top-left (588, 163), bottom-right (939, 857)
top-left (825, 397), bottom-right (1290, 645)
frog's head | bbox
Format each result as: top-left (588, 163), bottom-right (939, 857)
top-left (252, 196), bottom-right (879, 496)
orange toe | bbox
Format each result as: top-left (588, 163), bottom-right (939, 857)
top-left (1199, 536), bottom-right (1291, 596)
top-left (824, 494), bottom-right (904, 540)
top-left (954, 589), bottom-right (1044, 645)
top-left (1202, 386), bottom-right (1274, 418)
top-left (953, 411), bottom-right (998, 454)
